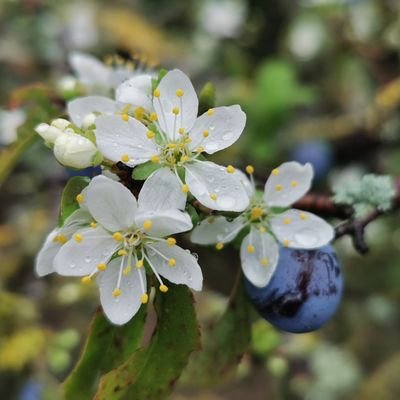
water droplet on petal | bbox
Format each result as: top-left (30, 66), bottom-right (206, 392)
top-left (84, 256), bottom-right (91, 263)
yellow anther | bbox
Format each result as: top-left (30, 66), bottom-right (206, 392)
top-left (275, 184), bottom-right (283, 192)
top-left (176, 89), bottom-right (184, 97)
top-left (90, 221), bottom-right (97, 228)
top-left (149, 112), bottom-right (158, 121)
top-left (207, 108), bottom-right (215, 116)
top-left (123, 266), bottom-right (132, 275)
top-left (118, 249), bottom-right (128, 256)
top-left (159, 284), bottom-right (169, 293)
top-left (226, 165), bottom-right (235, 173)
top-left (178, 127), bottom-right (185, 135)
top-left (97, 263), bottom-right (106, 271)
top-left (210, 193), bottom-right (218, 201)
top-left (261, 258), bottom-right (269, 267)
top-left (143, 220), bottom-right (152, 230)
top-left (146, 130), bottom-right (155, 139)
top-left (141, 293), bottom-right (149, 304)
top-left (283, 217), bottom-right (292, 225)
top-left (272, 168), bottom-right (279, 176)
top-left (167, 143), bottom-right (177, 149)
top-left (167, 237), bottom-right (176, 246)
top-left (74, 233), bottom-right (83, 243)
top-left (134, 107), bottom-right (145, 120)
top-left (181, 155), bottom-right (190, 162)
top-left (251, 207), bottom-right (264, 220)
top-left (291, 180), bottom-right (298, 188)
top-left (185, 137), bottom-right (192, 144)
top-left (181, 184), bottom-right (189, 193)
top-left (121, 154), bottom-right (130, 162)
top-left (113, 232), bottom-right (123, 241)
top-left (151, 155), bottom-right (160, 163)
top-left (247, 244), bottom-right (255, 253)
top-left (259, 226), bottom-right (267, 233)
top-left (54, 234), bottom-right (68, 244)
top-left (153, 89), bottom-right (160, 98)
top-left (283, 239), bottom-right (290, 247)
top-left (121, 113), bottom-right (129, 122)
top-left (172, 107), bottom-right (180, 115)
top-left (136, 259), bottom-right (144, 268)
top-left (216, 242), bottom-right (224, 250)
top-left (202, 130), bottom-right (209, 138)
top-left (81, 276), bottom-right (92, 285)
top-left (76, 193), bottom-right (84, 204)
top-left (246, 165), bottom-right (255, 174)
top-left (196, 146), bottom-right (204, 153)
top-left (300, 212), bottom-right (308, 220)
top-left (112, 288), bottom-right (122, 298)
top-left (168, 258), bottom-right (176, 267)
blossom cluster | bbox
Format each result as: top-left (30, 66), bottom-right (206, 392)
top-left (35, 53), bottom-right (334, 324)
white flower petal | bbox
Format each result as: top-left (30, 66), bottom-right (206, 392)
top-left (191, 216), bottom-right (245, 245)
top-left (97, 257), bottom-right (145, 325)
top-left (54, 227), bottom-right (119, 276)
top-left (138, 167), bottom-right (186, 212)
top-left (86, 175), bottom-right (137, 232)
top-left (188, 105), bottom-right (246, 154)
top-left (35, 229), bottom-right (60, 276)
top-left (135, 209), bottom-right (193, 237)
top-left (270, 209), bottom-right (334, 249)
top-left (263, 162), bottom-right (313, 207)
top-left (116, 75), bottom-right (153, 111)
top-left (184, 161), bottom-right (249, 211)
top-left (153, 69), bottom-right (198, 139)
top-left (95, 115), bottom-right (157, 167)
top-left (146, 242), bottom-right (202, 291)
top-left (232, 168), bottom-right (254, 197)
top-left (240, 229), bottom-right (279, 288)
top-left (67, 96), bottom-right (116, 127)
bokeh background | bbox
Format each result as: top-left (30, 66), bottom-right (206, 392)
top-left (1, 0), bottom-right (400, 399)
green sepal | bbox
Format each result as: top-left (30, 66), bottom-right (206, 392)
top-left (92, 151), bottom-right (104, 166)
top-left (132, 161), bottom-right (161, 180)
top-left (186, 204), bottom-right (200, 226)
top-left (152, 69), bottom-right (168, 91)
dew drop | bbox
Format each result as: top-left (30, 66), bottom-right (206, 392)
top-left (84, 256), bottom-right (92, 263)
top-left (70, 263), bottom-right (76, 269)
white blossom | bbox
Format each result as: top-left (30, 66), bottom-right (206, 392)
top-left (0, 109), bottom-right (25, 146)
top-left (191, 162), bottom-right (334, 288)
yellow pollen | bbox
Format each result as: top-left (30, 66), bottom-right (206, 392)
top-left (176, 89), bottom-right (184, 97)
top-left (76, 193), bottom-right (84, 204)
top-left (159, 284), bottom-right (169, 293)
top-left (259, 226), bottom-right (267, 233)
top-left (247, 244), bottom-right (255, 253)
top-left (300, 212), bottom-right (308, 220)
top-left (151, 155), bottom-right (160, 163)
top-left (291, 180), bottom-right (298, 187)
top-left (185, 137), bottom-right (192, 144)
top-left (210, 193), bottom-right (218, 201)
top-left (136, 260), bottom-right (144, 268)
top-left (216, 242), bottom-right (224, 250)
top-left (172, 107), bottom-right (180, 115)
top-left (90, 221), bottom-right (97, 228)
top-left (178, 127), bottom-right (185, 135)
top-left (226, 165), bottom-right (235, 173)
top-left (121, 154), bottom-right (130, 162)
top-left (196, 146), bottom-right (204, 153)
top-left (207, 108), bottom-right (215, 116)
top-left (202, 130), bottom-right (209, 138)
top-left (143, 220), bottom-right (152, 230)
top-left (149, 112), bottom-right (158, 121)
top-left (275, 184), bottom-right (283, 192)
top-left (166, 143), bottom-right (177, 149)
top-left (246, 165), bottom-right (255, 174)
top-left (134, 107), bottom-right (145, 120)
top-left (272, 168), bottom-right (279, 176)
top-left (81, 276), bottom-right (92, 285)
top-left (283, 217), bottom-right (292, 225)
top-left (112, 288), bottom-right (122, 298)
top-left (123, 266), bottom-right (132, 275)
top-left (118, 249), bottom-right (128, 256)
top-left (261, 258), bottom-right (269, 267)
top-left (181, 184), bottom-right (189, 193)
top-left (168, 258), bottom-right (176, 267)
top-left (97, 263), bottom-right (106, 271)
top-left (146, 131), bottom-right (155, 139)
top-left (55, 234), bottom-right (68, 244)
top-left (167, 237), bottom-right (176, 246)
top-left (121, 113), bottom-right (129, 122)
top-left (251, 207), bottom-right (264, 220)
top-left (283, 239), bottom-right (290, 247)
top-left (113, 232), bottom-right (123, 241)
top-left (181, 155), bottom-right (190, 162)
top-left (141, 293), bottom-right (149, 304)
top-left (153, 89), bottom-right (160, 98)
top-left (74, 233), bottom-right (83, 243)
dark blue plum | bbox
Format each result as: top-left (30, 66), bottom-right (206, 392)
top-left (245, 245), bottom-right (343, 333)
top-left (65, 166), bottom-right (102, 178)
top-left (291, 140), bottom-right (333, 181)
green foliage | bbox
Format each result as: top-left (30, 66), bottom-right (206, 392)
top-left (63, 307), bottom-right (147, 400)
top-left (94, 285), bottom-right (200, 400)
top-left (132, 161), bottom-right (161, 180)
top-left (58, 176), bottom-right (90, 226)
top-left (198, 82), bottom-right (216, 115)
top-left (333, 174), bottom-right (396, 216)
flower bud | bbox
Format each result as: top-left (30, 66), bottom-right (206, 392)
top-left (35, 123), bottom-right (64, 143)
top-left (82, 113), bottom-right (97, 129)
top-left (51, 118), bottom-right (71, 130)
top-left (53, 133), bottom-right (97, 168)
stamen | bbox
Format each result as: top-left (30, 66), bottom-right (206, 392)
top-left (113, 232), bottom-right (123, 241)
top-left (118, 249), bottom-right (128, 256)
top-left (245, 165), bottom-right (254, 175)
top-left (90, 222), bottom-right (97, 228)
top-left (176, 89), bottom-right (184, 97)
top-left (74, 233), bottom-right (83, 243)
top-left (180, 155), bottom-right (190, 163)
top-left (300, 212), bottom-right (308, 220)
top-left (283, 217), bottom-right (291, 225)
top-left (146, 131), bottom-right (155, 139)
top-left (178, 127), bottom-right (185, 135)
top-left (153, 89), bottom-right (160, 98)
top-left (136, 259), bottom-right (144, 268)
top-left (121, 154), bottom-right (130, 162)
top-left (143, 220), bottom-right (152, 230)
top-left (97, 263), bottom-right (106, 271)
top-left (216, 242), bottom-right (224, 250)
top-left (196, 146), bottom-right (204, 153)
top-left (247, 244), bottom-right (255, 253)
top-left (261, 258), bottom-right (268, 267)
top-left (210, 193), bottom-right (218, 201)
top-left (259, 226), bottom-right (267, 233)
top-left (76, 193), bottom-right (84, 204)
top-left (182, 184), bottom-right (189, 193)
top-left (143, 252), bottom-right (165, 288)
top-left (121, 114), bottom-right (129, 122)
top-left (202, 130), bottom-right (209, 138)
top-left (151, 155), bottom-right (160, 163)
top-left (112, 288), bottom-right (121, 298)
top-left (141, 293), bottom-right (149, 304)
top-left (275, 184), bottom-right (283, 192)
top-left (226, 165), bottom-right (235, 173)
top-left (207, 108), bottom-right (215, 116)
top-left (134, 107), bottom-right (145, 120)
top-left (172, 107), bottom-right (180, 115)
top-left (149, 112), bottom-right (158, 122)
top-left (272, 168), bottom-right (279, 176)
top-left (168, 258), bottom-right (176, 267)
top-left (291, 180), bottom-right (298, 187)
top-left (251, 207), bottom-right (264, 220)
top-left (81, 276), bottom-right (92, 285)
top-left (167, 237), bottom-right (176, 246)
top-left (159, 284), bottom-right (169, 293)
top-left (283, 239), bottom-right (290, 247)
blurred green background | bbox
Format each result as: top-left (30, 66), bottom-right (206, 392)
top-left (1, 0), bottom-right (400, 399)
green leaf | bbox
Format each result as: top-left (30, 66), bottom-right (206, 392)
top-left (132, 161), bottom-right (161, 180)
top-left (186, 204), bottom-right (200, 226)
top-left (198, 82), bottom-right (216, 115)
top-left (94, 284), bottom-right (200, 400)
top-left (59, 176), bottom-right (90, 226)
top-left (182, 277), bottom-right (251, 387)
top-left (63, 307), bottom-right (147, 400)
